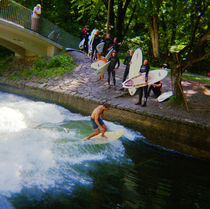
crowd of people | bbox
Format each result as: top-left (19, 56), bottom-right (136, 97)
top-left (80, 25), bottom-right (162, 107)
top-left (79, 26), bottom-right (162, 108)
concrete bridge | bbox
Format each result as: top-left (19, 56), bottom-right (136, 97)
top-left (0, 0), bottom-right (79, 58)
top-left (0, 17), bottom-right (63, 57)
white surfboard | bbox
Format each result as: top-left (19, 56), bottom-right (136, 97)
top-left (105, 48), bottom-right (113, 60)
top-left (88, 29), bottom-right (98, 56)
top-left (79, 38), bottom-right (85, 49)
top-left (123, 69), bottom-right (168, 88)
top-left (158, 91), bottom-right (173, 102)
top-left (91, 60), bottom-right (106, 70)
top-left (96, 61), bottom-right (110, 76)
top-left (128, 48), bottom-right (143, 96)
top-left (83, 130), bottom-right (124, 145)
top-left (96, 42), bottom-right (105, 53)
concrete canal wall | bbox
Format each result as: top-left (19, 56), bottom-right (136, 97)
top-left (0, 80), bottom-right (209, 159)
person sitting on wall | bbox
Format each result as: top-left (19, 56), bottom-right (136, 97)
top-left (148, 81), bottom-right (162, 98)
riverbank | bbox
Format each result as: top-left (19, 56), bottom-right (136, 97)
top-left (0, 51), bottom-right (209, 159)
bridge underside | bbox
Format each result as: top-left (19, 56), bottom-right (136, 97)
top-left (0, 18), bottom-right (63, 58)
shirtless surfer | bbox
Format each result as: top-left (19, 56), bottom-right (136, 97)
top-left (85, 103), bottom-right (111, 140)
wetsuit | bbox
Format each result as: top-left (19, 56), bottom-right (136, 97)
top-left (122, 55), bottom-right (132, 82)
top-left (103, 38), bottom-right (112, 55)
top-left (84, 30), bottom-right (90, 53)
top-left (80, 28), bottom-right (86, 40)
top-left (108, 56), bottom-right (120, 86)
top-left (112, 42), bottom-right (120, 53)
top-left (92, 35), bottom-right (101, 59)
top-left (136, 64), bottom-right (150, 106)
top-left (148, 81), bottom-right (162, 98)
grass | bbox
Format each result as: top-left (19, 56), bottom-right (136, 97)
top-left (0, 52), bottom-right (77, 82)
top-left (166, 71), bottom-right (210, 84)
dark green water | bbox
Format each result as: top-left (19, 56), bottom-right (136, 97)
top-left (0, 92), bottom-right (210, 209)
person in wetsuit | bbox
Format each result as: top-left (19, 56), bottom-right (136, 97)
top-left (92, 30), bottom-right (101, 61)
top-left (107, 50), bottom-right (120, 88)
top-left (136, 58), bottom-right (150, 107)
top-left (83, 25), bottom-right (90, 53)
top-left (148, 81), bottom-right (162, 98)
top-left (112, 37), bottom-right (120, 53)
top-left (103, 33), bottom-right (112, 56)
top-left (122, 49), bottom-right (134, 82)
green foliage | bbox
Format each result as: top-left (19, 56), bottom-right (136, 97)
top-left (0, 53), bottom-right (77, 81)
top-left (47, 55), bottom-right (73, 68)
top-left (34, 59), bottom-right (47, 71)
top-left (8, 0), bottom-right (210, 77)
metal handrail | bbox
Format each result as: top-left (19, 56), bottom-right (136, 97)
top-left (0, 0), bottom-right (79, 49)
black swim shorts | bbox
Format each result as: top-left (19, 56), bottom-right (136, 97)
top-left (91, 117), bottom-right (104, 129)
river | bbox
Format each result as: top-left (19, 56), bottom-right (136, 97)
top-left (0, 91), bottom-right (210, 209)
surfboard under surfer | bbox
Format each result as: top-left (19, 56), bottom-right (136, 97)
top-left (84, 103), bottom-right (111, 140)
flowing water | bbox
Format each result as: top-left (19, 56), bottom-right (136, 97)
top-left (0, 91), bottom-right (210, 209)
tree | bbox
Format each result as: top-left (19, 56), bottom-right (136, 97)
top-left (145, 0), bottom-right (209, 105)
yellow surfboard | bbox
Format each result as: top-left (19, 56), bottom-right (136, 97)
top-left (83, 130), bottom-right (125, 145)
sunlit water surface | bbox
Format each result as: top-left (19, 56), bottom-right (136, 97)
top-left (0, 92), bottom-right (210, 209)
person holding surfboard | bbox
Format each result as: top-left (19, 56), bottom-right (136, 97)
top-left (91, 30), bottom-right (101, 61)
top-left (103, 33), bottom-right (113, 55)
top-left (122, 49), bottom-right (134, 82)
top-left (85, 103), bottom-right (111, 140)
top-left (107, 50), bottom-right (120, 88)
top-left (96, 53), bottom-right (107, 80)
top-left (135, 58), bottom-right (150, 107)
top-left (111, 37), bottom-right (120, 53)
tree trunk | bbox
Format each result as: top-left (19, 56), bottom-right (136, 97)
top-left (149, 14), bottom-right (159, 58)
top-left (171, 67), bottom-right (183, 102)
top-left (116, 1), bottom-right (124, 41)
top-left (106, 0), bottom-right (111, 34)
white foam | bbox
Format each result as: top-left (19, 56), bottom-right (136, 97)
top-left (0, 92), bottom-right (138, 197)
top-left (0, 107), bottom-right (26, 133)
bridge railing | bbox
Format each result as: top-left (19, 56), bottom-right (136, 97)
top-left (0, 0), bottom-right (80, 49)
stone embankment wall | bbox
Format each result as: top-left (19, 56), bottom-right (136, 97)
top-left (0, 79), bottom-right (209, 159)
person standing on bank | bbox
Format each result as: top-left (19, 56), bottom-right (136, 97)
top-left (91, 30), bottom-right (101, 61)
top-left (135, 58), bottom-right (150, 107)
top-left (107, 50), bottom-right (120, 88)
top-left (103, 33), bottom-right (112, 56)
top-left (122, 49), bottom-right (134, 82)
top-left (31, 4), bottom-right (41, 32)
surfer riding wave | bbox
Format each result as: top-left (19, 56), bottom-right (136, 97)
top-left (85, 103), bottom-right (111, 140)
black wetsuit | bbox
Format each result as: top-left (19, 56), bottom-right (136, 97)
top-left (137, 64), bottom-right (150, 106)
top-left (148, 81), bottom-right (162, 98)
top-left (92, 35), bottom-right (101, 59)
top-left (122, 55), bottom-right (132, 82)
top-left (84, 30), bottom-right (90, 53)
top-left (103, 38), bottom-right (112, 55)
top-left (108, 56), bottom-right (120, 86)
top-left (112, 42), bottom-right (120, 53)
